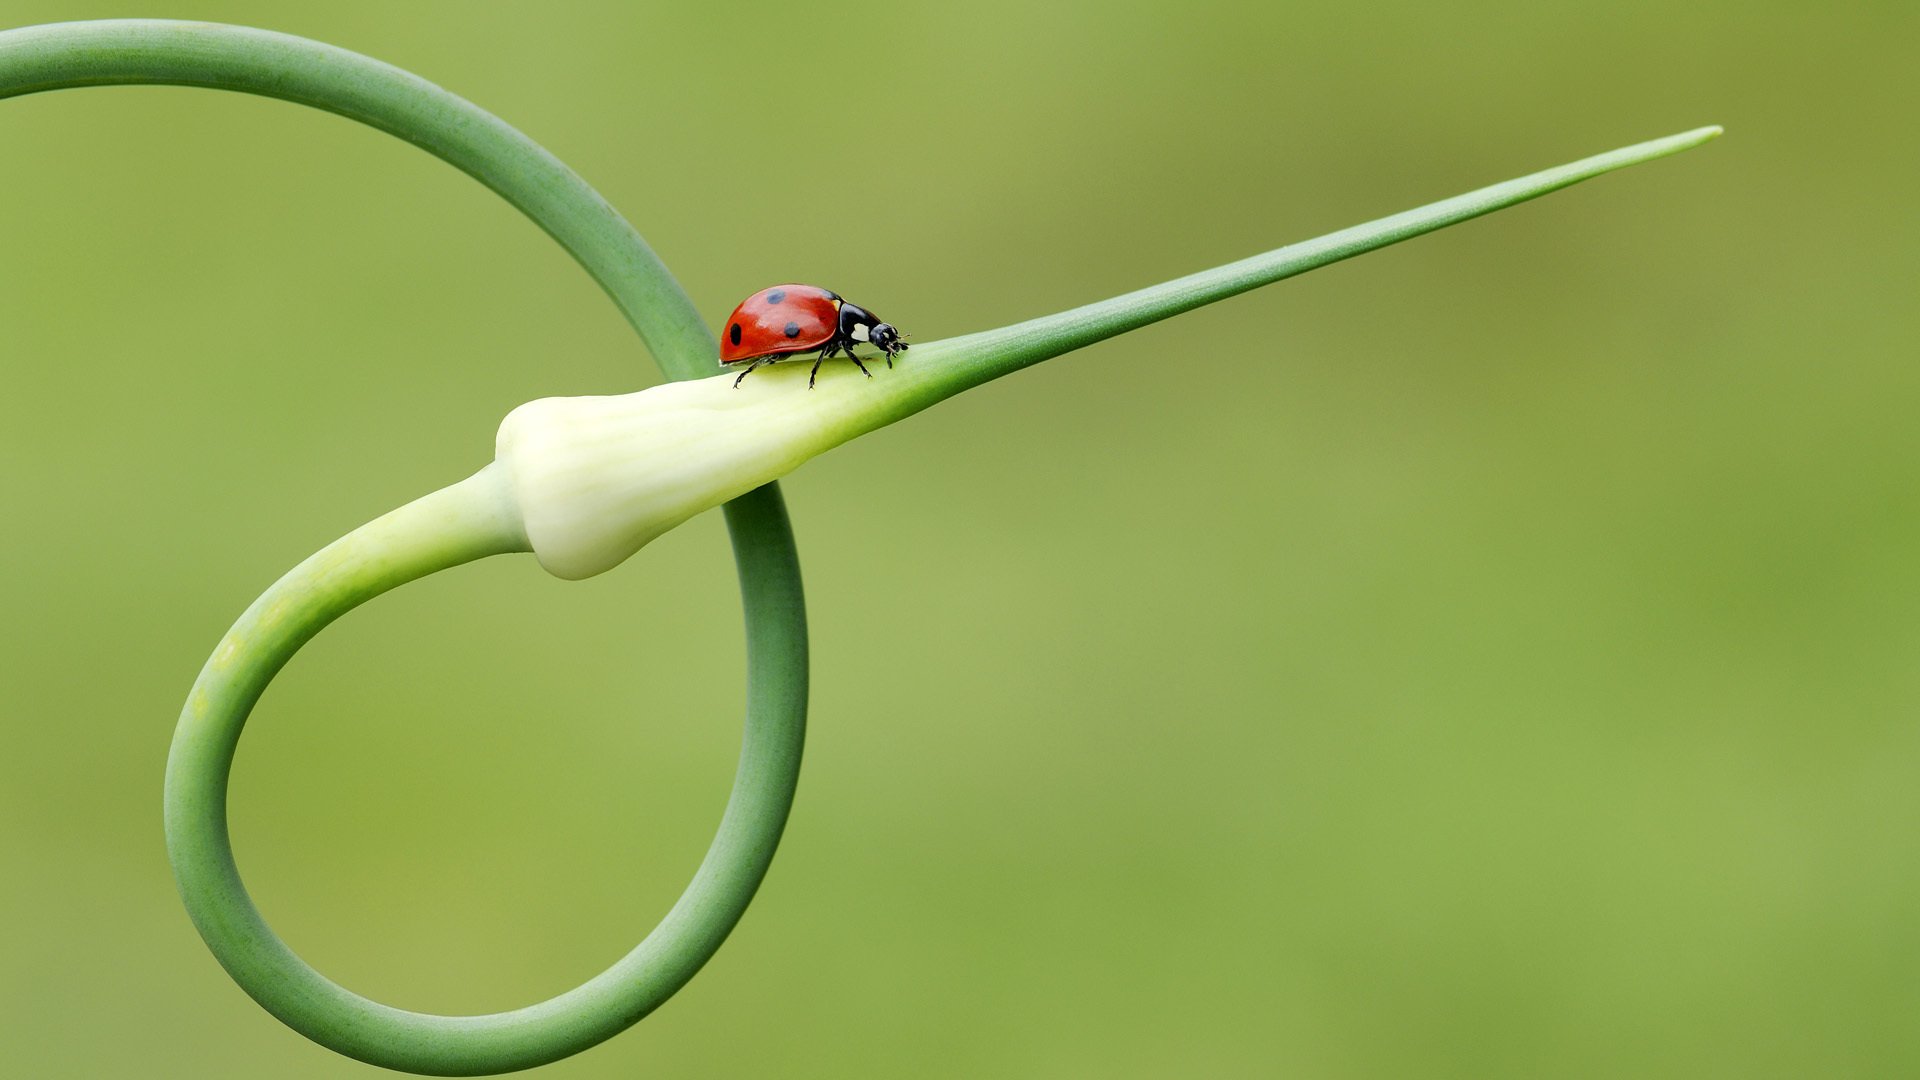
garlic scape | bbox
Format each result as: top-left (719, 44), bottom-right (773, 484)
top-left (0, 16), bottom-right (1722, 1073)
top-left (168, 120), bottom-right (1722, 1075)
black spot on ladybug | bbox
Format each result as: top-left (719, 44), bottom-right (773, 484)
top-left (729, 323), bottom-right (742, 347)
top-left (766, 289), bottom-right (786, 304)
top-left (784, 321), bottom-right (801, 338)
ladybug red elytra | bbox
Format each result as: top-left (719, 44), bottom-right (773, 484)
top-left (718, 284), bottom-right (908, 388)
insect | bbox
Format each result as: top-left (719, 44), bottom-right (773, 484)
top-left (719, 284), bottom-right (908, 388)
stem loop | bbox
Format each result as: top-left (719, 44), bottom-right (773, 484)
top-left (0, 19), bottom-right (811, 1075)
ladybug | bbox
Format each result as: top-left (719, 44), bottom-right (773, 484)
top-left (719, 284), bottom-right (907, 388)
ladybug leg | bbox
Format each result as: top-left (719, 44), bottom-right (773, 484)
top-left (849, 354), bottom-right (872, 378)
top-left (731, 357), bottom-right (771, 388)
top-left (809, 339), bottom-right (853, 389)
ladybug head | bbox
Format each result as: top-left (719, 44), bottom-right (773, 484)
top-left (869, 322), bottom-right (906, 355)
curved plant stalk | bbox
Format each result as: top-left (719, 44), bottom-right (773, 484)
top-left (0, 18), bottom-right (809, 1076)
top-left (0, 16), bottom-right (1723, 1079)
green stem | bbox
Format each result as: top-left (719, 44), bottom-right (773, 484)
top-left (0, 18), bottom-right (812, 1075)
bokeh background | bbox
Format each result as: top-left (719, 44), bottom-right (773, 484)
top-left (2, 3), bottom-right (1914, 1077)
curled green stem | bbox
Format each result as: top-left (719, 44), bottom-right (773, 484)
top-left (166, 467), bottom-right (808, 1074)
top-left (0, 18), bottom-right (811, 1075)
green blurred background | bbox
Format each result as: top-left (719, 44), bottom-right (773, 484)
top-left (2, 3), bottom-right (1914, 1076)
